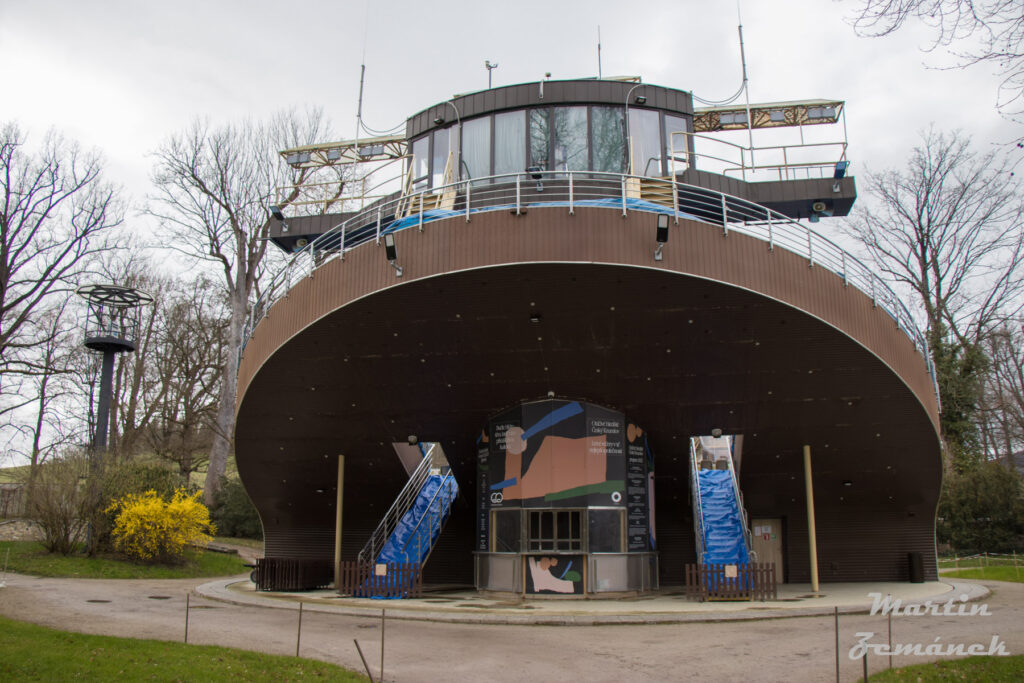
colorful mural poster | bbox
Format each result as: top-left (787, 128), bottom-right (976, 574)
top-left (525, 554), bottom-right (585, 594)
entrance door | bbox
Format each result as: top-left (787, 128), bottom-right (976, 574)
top-left (750, 518), bottom-right (783, 579)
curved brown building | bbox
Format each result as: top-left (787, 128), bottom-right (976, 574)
top-left (236, 78), bottom-right (941, 590)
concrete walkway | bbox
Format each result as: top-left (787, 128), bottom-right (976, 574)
top-left (197, 577), bottom-right (988, 625)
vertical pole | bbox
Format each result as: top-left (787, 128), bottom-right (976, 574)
top-left (803, 445), bottom-right (820, 594)
top-left (1014, 550), bottom-right (1019, 580)
top-left (862, 652), bottom-right (868, 682)
top-left (888, 600), bottom-right (893, 670)
top-left (296, 602), bottom-right (303, 657)
top-left (184, 593), bottom-right (190, 643)
top-left (334, 455), bottom-right (345, 591)
top-left (380, 608), bottom-right (386, 683)
top-left (833, 606), bottom-right (839, 683)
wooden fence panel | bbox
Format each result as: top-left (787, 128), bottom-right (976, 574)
top-left (683, 562), bottom-right (777, 602)
top-left (336, 561), bottom-right (423, 599)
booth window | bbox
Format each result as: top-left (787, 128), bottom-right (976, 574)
top-left (492, 509), bottom-right (521, 552)
top-left (494, 110), bottom-right (526, 176)
top-left (664, 114), bottom-right (690, 175)
top-left (461, 116), bottom-right (491, 186)
top-left (431, 128), bottom-right (451, 187)
top-left (553, 107), bottom-right (588, 175)
top-left (588, 508), bottom-right (625, 552)
top-left (529, 509), bottom-right (582, 551)
top-left (529, 109), bottom-right (550, 171)
top-left (628, 108), bottom-right (661, 176)
top-left (591, 106), bottom-right (627, 173)
top-left (411, 136), bottom-right (429, 190)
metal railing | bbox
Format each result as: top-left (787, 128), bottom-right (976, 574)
top-left (689, 438), bottom-right (706, 565)
top-left (668, 130), bottom-right (849, 182)
top-left (357, 443), bottom-right (442, 565)
top-left (242, 170), bottom-right (935, 401)
top-left (400, 469), bottom-right (457, 566)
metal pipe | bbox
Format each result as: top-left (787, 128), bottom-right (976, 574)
top-left (804, 444), bottom-right (820, 594)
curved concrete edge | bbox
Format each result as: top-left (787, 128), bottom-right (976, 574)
top-left (193, 578), bottom-right (991, 626)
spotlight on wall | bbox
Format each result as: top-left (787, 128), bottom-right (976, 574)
top-left (433, 116), bottom-right (445, 125)
top-left (269, 204), bottom-right (289, 233)
top-left (383, 233), bottom-right (403, 277)
top-left (407, 434), bottom-right (418, 445)
top-left (527, 165), bottom-right (544, 192)
top-left (635, 95), bottom-right (648, 104)
top-left (654, 213), bottom-right (669, 261)
top-left (711, 428), bottom-right (723, 438)
top-left (842, 480), bottom-right (853, 487)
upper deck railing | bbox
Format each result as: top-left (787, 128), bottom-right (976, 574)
top-left (242, 171), bottom-right (936, 402)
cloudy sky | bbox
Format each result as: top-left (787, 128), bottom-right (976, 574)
top-left (1, 0), bottom-right (1019, 211)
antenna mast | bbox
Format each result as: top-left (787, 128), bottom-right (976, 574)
top-left (737, 4), bottom-right (755, 171)
top-left (597, 26), bottom-right (602, 79)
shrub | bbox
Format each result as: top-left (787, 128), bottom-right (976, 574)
top-left (95, 461), bottom-right (182, 552)
top-left (106, 488), bottom-right (215, 564)
top-left (26, 454), bottom-right (90, 555)
top-left (210, 478), bottom-right (263, 540)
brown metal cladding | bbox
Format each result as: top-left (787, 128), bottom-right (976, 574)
top-left (236, 206), bottom-right (941, 585)
top-left (407, 79), bottom-right (694, 139)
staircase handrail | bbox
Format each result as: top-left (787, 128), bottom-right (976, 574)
top-left (357, 445), bottom-right (436, 564)
top-left (723, 441), bottom-right (754, 560)
top-left (689, 437), bottom-right (706, 565)
top-left (400, 469), bottom-right (457, 565)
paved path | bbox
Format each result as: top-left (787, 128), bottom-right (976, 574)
top-left (1, 573), bottom-right (1021, 682)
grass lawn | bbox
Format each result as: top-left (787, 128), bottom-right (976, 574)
top-left (0, 541), bottom-right (247, 579)
top-left (941, 565), bottom-right (1024, 583)
top-left (0, 615), bottom-right (365, 682)
top-left (869, 654), bottom-right (1024, 681)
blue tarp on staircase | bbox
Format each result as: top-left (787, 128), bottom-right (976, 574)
top-left (377, 474), bottom-right (458, 565)
top-left (697, 469), bottom-right (750, 565)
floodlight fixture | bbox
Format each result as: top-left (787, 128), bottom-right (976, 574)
top-left (711, 428), bottom-right (723, 438)
top-left (527, 165), bottom-right (544, 192)
top-left (269, 204), bottom-right (289, 233)
top-left (383, 232), bottom-right (403, 277)
top-left (635, 95), bottom-right (647, 104)
top-left (654, 213), bottom-right (669, 261)
top-left (433, 116), bottom-right (445, 125)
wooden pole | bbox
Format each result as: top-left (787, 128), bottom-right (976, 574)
top-left (803, 445), bottom-right (820, 594)
top-left (354, 639), bottom-right (376, 683)
top-left (295, 602), bottom-right (303, 657)
top-left (334, 455), bottom-right (345, 591)
top-left (184, 593), bottom-right (190, 643)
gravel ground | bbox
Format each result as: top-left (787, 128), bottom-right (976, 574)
top-left (1, 570), bottom-right (1022, 682)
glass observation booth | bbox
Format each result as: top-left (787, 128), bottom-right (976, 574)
top-left (410, 103), bottom-right (693, 191)
top-left (475, 399), bottom-right (658, 596)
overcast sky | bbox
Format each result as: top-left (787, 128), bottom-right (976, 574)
top-left (1, 0), bottom-right (1020, 216)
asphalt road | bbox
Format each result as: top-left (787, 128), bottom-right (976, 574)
top-left (2, 573), bottom-right (1022, 682)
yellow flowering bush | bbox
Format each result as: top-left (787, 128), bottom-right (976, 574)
top-left (106, 488), bottom-right (215, 564)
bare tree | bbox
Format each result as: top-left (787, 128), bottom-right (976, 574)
top-left (979, 324), bottom-right (1024, 466)
top-left (845, 128), bottom-right (1024, 460)
top-left (147, 109), bottom-right (333, 504)
top-left (0, 122), bottom-right (122, 411)
top-left (147, 275), bottom-right (226, 484)
top-left (847, 0), bottom-right (1024, 117)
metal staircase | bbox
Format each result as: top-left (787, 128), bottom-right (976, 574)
top-left (357, 443), bottom-right (458, 567)
top-left (690, 435), bottom-right (753, 566)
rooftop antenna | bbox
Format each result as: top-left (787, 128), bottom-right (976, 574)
top-left (597, 26), bottom-right (602, 79)
top-left (485, 60), bottom-right (499, 89)
top-left (737, 1), bottom-right (755, 171)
